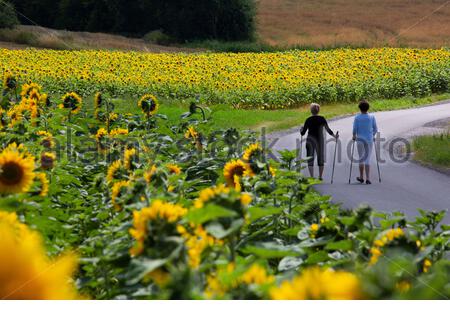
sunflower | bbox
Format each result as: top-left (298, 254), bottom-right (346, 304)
top-left (7, 105), bottom-right (23, 127)
top-left (243, 143), bottom-right (263, 162)
top-left (177, 224), bottom-right (222, 269)
top-left (40, 152), bottom-right (56, 170)
top-left (41, 135), bottom-right (54, 148)
top-left (270, 267), bottom-right (362, 300)
top-left (109, 128), bottom-right (129, 137)
top-left (95, 128), bottom-right (108, 142)
top-left (28, 88), bottom-right (41, 102)
top-left (166, 163), bottom-right (181, 175)
top-left (59, 92), bottom-right (82, 114)
top-left (107, 160), bottom-right (122, 183)
top-left (111, 180), bottom-right (130, 211)
top-left (20, 82), bottom-right (41, 98)
top-left (138, 94), bottom-right (159, 117)
top-left (144, 164), bottom-right (157, 184)
top-left (129, 200), bottom-right (187, 256)
top-left (0, 211), bottom-right (80, 299)
top-left (124, 148), bottom-right (137, 170)
top-left (243, 143), bottom-right (265, 174)
top-left (94, 92), bottom-right (102, 119)
top-left (35, 172), bottom-right (49, 196)
top-left (39, 93), bottom-right (51, 107)
top-left (0, 144), bottom-right (35, 194)
top-left (223, 159), bottom-right (252, 190)
top-left (3, 72), bottom-right (17, 91)
top-left (109, 112), bottom-right (118, 122)
top-left (193, 184), bottom-right (230, 209)
top-left (184, 126), bottom-right (199, 140)
top-left (269, 165), bottom-right (276, 177)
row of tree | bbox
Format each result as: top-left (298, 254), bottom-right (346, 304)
top-left (6, 0), bottom-right (256, 41)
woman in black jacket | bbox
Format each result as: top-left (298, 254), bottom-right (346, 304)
top-left (300, 103), bottom-right (339, 180)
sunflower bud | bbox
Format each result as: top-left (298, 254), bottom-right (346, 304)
top-left (40, 152), bottom-right (56, 170)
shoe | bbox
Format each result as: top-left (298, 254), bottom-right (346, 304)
top-left (356, 177), bottom-right (364, 184)
top-left (319, 177), bottom-right (323, 181)
top-left (366, 180), bottom-right (372, 185)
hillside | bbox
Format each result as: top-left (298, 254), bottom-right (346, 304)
top-left (257, 0), bottom-right (450, 48)
top-left (0, 25), bottom-right (200, 52)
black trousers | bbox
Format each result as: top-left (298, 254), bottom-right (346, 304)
top-left (305, 136), bottom-right (325, 166)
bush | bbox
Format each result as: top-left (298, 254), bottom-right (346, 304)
top-left (0, 1), bottom-right (19, 29)
top-left (143, 30), bottom-right (173, 46)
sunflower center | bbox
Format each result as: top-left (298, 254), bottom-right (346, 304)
top-left (0, 162), bottom-right (24, 185)
top-left (232, 166), bottom-right (245, 177)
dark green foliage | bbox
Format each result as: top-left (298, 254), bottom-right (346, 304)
top-left (0, 1), bottom-right (19, 29)
top-left (9, 0), bottom-right (256, 41)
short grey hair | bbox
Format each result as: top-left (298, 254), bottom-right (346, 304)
top-left (310, 103), bottom-right (320, 115)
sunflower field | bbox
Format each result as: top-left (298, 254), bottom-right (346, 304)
top-left (1, 47), bottom-right (450, 109)
top-left (0, 75), bottom-right (449, 300)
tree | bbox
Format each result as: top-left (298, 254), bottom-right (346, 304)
top-left (0, 1), bottom-right (20, 29)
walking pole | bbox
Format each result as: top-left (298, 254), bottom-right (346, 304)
top-left (331, 131), bottom-right (339, 184)
top-left (375, 137), bottom-right (382, 183)
top-left (349, 138), bottom-right (356, 184)
top-left (299, 134), bottom-right (303, 161)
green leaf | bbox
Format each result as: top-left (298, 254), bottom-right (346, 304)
top-left (205, 219), bottom-right (244, 239)
top-left (242, 242), bottom-right (301, 259)
top-left (306, 251), bottom-right (329, 264)
top-left (278, 256), bottom-right (304, 271)
top-left (186, 204), bottom-right (237, 225)
top-left (325, 240), bottom-right (353, 251)
top-left (126, 258), bottom-right (167, 285)
top-left (248, 207), bottom-right (281, 222)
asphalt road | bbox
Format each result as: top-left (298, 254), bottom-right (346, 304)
top-left (271, 102), bottom-right (450, 223)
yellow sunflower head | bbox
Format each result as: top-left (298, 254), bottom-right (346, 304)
top-left (184, 126), bottom-right (199, 140)
top-left (243, 143), bottom-right (263, 162)
top-left (40, 152), bottom-right (56, 170)
top-left (124, 148), bottom-right (137, 171)
top-left (95, 128), bottom-right (108, 141)
top-left (0, 144), bottom-right (35, 194)
top-left (35, 172), bottom-right (49, 196)
top-left (20, 82), bottom-right (41, 98)
top-left (109, 128), bottom-right (129, 137)
top-left (3, 72), bottom-right (17, 90)
top-left (223, 159), bottom-right (252, 190)
top-left (166, 163), bottom-right (182, 175)
top-left (39, 93), bottom-right (51, 107)
top-left (129, 200), bottom-right (187, 256)
top-left (111, 180), bottom-right (130, 211)
top-left (138, 94), bottom-right (159, 116)
top-left (94, 92), bottom-right (102, 109)
top-left (28, 89), bottom-right (41, 102)
top-left (107, 160), bottom-right (122, 183)
top-left (60, 92), bottom-right (82, 114)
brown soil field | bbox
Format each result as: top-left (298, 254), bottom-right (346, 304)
top-left (257, 0), bottom-right (450, 48)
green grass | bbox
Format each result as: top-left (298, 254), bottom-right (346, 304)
top-left (183, 39), bottom-right (374, 53)
top-left (413, 133), bottom-right (450, 169)
top-left (109, 93), bottom-right (450, 133)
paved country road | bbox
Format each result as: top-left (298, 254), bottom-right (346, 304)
top-left (270, 102), bottom-right (450, 223)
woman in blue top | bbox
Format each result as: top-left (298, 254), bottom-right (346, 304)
top-left (352, 100), bottom-right (378, 184)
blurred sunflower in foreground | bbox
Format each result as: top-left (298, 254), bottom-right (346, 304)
top-left (270, 267), bottom-right (362, 300)
top-left (0, 211), bottom-right (80, 299)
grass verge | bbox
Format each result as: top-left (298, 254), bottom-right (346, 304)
top-left (413, 133), bottom-right (450, 169)
top-left (109, 93), bottom-right (450, 133)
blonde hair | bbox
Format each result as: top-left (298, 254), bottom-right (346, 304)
top-left (310, 103), bottom-right (320, 115)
